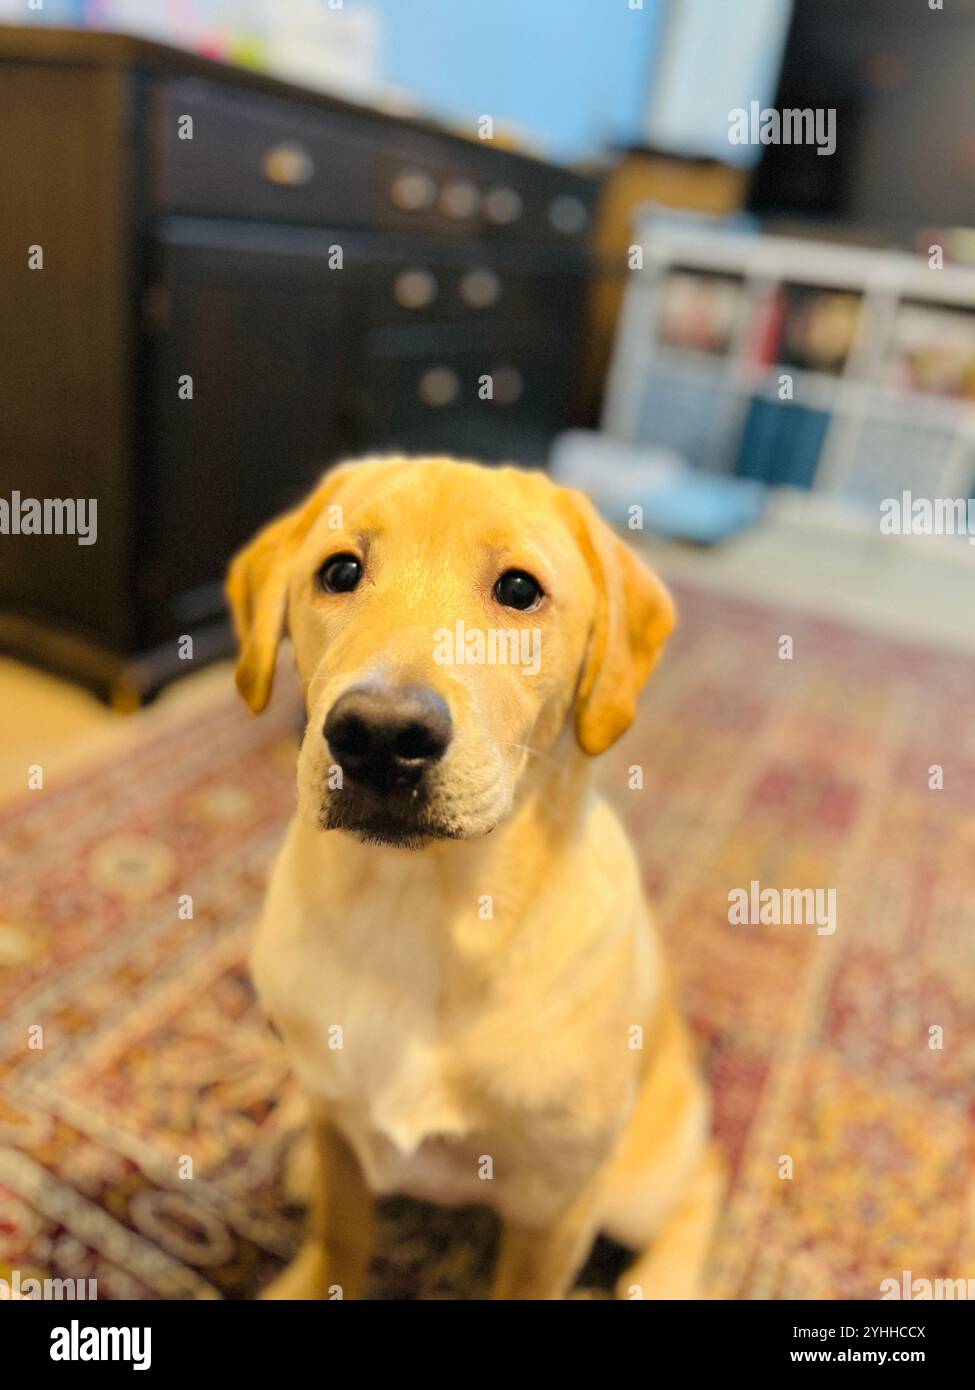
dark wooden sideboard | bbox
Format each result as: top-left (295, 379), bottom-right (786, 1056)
top-left (0, 27), bottom-right (595, 705)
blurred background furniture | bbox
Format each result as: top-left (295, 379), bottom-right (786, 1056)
top-left (0, 26), bottom-right (594, 705)
top-left (578, 150), bottom-right (749, 424)
top-left (603, 219), bottom-right (975, 511)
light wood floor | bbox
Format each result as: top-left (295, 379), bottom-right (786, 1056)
top-left (0, 656), bottom-right (233, 802)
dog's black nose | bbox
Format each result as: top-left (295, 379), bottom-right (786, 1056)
top-left (323, 684), bottom-right (452, 790)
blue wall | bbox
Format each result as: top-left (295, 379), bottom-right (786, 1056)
top-left (349, 0), bottom-right (666, 162)
top-left (1, 0), bottom-right (666, 163)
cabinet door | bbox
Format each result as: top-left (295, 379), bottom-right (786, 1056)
top-left (138, 223), bottom-right (360, 643)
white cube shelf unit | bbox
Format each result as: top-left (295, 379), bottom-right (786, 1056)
top-left (603, 217), bottom-right (975, 513)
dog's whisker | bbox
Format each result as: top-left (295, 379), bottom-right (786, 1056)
top-left (498, 740), bottom-right (561, 769)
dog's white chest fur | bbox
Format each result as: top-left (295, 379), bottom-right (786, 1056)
top-left (251, 827), bottom-right (499, 1207)
top-left (251, 814), bottom-right (654, 1221)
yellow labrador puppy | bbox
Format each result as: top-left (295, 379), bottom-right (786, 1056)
top-left (228, 455), bottom-right (722, 1300)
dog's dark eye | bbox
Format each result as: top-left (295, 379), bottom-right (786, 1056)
top-left (318, 554), bottom-right (362, 593)
top-left (494, 569), bottom-right (543, 611)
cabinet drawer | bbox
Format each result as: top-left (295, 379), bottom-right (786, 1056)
top-left (378, 129), bottom-right (594, 245)
top-left (357, 349), bottom-right (569, 463)
top-left (149, 79), bottom-right (594, 245)
top-left (150, 79), bottom-right (384, 226)
top-left (366, 251), bottom-right (584, 329)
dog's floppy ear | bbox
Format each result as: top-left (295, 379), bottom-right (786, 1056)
top-left (560, 488), bottom-right (676, 756)
top-left (226, 476), bottom-right (338, 713)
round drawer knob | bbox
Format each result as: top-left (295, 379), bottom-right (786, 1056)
top-left (492, 366), bottom-right (524, 405)
top-left (484, 186), bottom-right (523, 225)
top-left (439, 180), bottom-right (480, 219)
top-left (390, 169), bottom-right (437, 210)
top-left (394, 269), bottom-right (438, 309)
top-left (418, 366), bottom-right (460, 407)
top-left (548, 194), bottom-right (588, 234)
top-left (459, 268), bottom-right (501, 309)
top-left (261, 142), bottom-right (315, 187)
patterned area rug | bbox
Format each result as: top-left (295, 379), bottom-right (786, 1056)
top-left (1, 582), bottom-right (973, 1300)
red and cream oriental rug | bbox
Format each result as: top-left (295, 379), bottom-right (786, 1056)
top-left (1, 583), bottom-right (973, 1299)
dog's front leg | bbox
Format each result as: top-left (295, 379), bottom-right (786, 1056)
top-left (261, 1111), bottom-right (375, 1300)
top-left (491, 1184), bottom-right (601, 1301)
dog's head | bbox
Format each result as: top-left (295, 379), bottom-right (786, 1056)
top-left (227, 456), bottom-right (674, 847)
